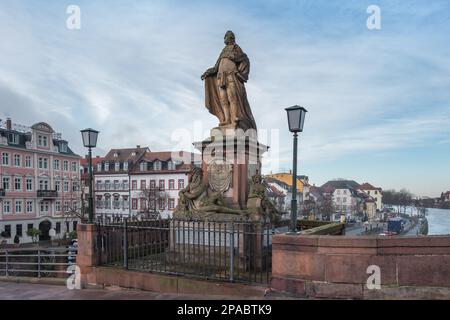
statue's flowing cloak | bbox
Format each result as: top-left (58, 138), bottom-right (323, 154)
top-left (204, 44), bottom-right (257, 131)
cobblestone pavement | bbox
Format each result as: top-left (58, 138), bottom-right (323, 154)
top-left (0, 281), bottom-right (292, 300)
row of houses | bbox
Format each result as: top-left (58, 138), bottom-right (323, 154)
top-left (80, 147), bottom-right (194, 220)
top-left (265, 174), bottom-right (383, 222)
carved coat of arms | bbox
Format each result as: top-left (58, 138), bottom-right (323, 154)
top-left (207, 159), bottom-right (232, 193)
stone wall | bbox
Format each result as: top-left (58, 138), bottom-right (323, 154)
top-left (271, 234), bottom-right (450, 299)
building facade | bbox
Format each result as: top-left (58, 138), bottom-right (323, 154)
top-left (93, 148), bottom-right (193, 219)
top-left (0, 119), bottom-right (81, 244)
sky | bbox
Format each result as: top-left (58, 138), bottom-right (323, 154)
top-left (0, 0), bottom-right (449, 197)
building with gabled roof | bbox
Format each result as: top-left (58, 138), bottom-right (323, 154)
top-left (0, 118), bottom-right (81, 244)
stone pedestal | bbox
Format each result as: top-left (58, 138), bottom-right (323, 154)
top-left (193, 129), bottom-right (268, 210)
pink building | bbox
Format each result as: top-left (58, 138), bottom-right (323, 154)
top-left (0, 119), bottom-right (81, 244)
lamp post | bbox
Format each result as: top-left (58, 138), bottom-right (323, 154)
top-left (81, 128), bottom-right (99, 224)
top-left (285, 105), bottom-right (308, 234)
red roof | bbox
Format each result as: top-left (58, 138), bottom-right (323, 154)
top-left (359, 182), bottom-right (381, 191)
top-left (81, 156), bottom-right (104, 167)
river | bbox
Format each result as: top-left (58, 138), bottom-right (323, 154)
top-left (426, 208), bottom-right (450, 235)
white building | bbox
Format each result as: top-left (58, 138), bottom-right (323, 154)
top-left (94, 148), bottom-right (193, 219)
top-left (359, 182), bottom-right (383, 211)
top-left (130, 152), bottom-right (191, 219)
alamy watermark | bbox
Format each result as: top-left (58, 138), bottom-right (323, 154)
top-left (66, 5), bottom-right (81, 30)
top-left (366, 265), bottom-right (381, 290)
top-left (367, 5), bottom-right (381, 30)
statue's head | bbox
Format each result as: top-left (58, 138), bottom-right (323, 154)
top-left (189, 166), bottom-right (203, 180)
top-left (224, 30), bottom-right (235, 45)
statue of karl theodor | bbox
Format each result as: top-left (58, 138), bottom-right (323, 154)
top-left (201, 31), bottom-right (257, 132)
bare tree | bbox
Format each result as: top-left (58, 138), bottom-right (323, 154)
top-left (138, 186), bottom-right (167, 219)
top-left (61, 181), bottom-right (87, 231)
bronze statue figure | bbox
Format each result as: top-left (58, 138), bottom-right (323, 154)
top-left (201, 31), bottom-right (257, 131)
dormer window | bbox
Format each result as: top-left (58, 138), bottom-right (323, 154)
top-left (113, 152), bottom-right (118, 157)
top-left (140, 162), bottom-right (146, 171)
top-left (115, 162), bottom-right (120, 171)
top-left (59, 143), bottom-right (68, 153)
top-left (104, 162), bottom-right (109, 171)
top-left (8, 133), bottom-right (19, 145)
top-left (153, 160), bottom-right (162, 171)
top-left (131, 152), bottom-right (136, 156)
top-left (123, 162), bottom-right (128, 171)
top-left (97, 163), bottom-right (102, 172)
top-left (168, 160), bottom-right (176, 170)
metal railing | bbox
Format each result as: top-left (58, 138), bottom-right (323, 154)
top-left (96, 218), bottom-right (273, 284)
top-left (0, 248), bottom-right (76, 278)
top-left (37, 190), bottom-right (58, 198)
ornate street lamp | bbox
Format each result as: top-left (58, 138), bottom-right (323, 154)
top-left (285, 105), bottom-right (308, 234)
top-left (81, 128), bottom-right (99, 224)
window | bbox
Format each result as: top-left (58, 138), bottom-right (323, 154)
top-left (159, 180), bottom-right (165, 190)
top-left (14, 177), bottom-right (21, 191)
top-left (150, 180), bottom-right (156, 189)
top-left (40, 201), bottom-right (49, 213)
top-left (178, 179), bottom-right (185, 190)
top-left (123, 162), bottom-right (128, 171)
top-left (60, 143), bottom-right (67, 153)
top-left (3, 225), bottom-right (11, 238)
top-left (153, 161), bottom-right (162, 171)
top-left (114, 180), bottom-right (120, 190)
top-left (43, 136), bottom-right (48, 147)
top-left (38, 157), bottom-right (48, 169)
top-left (132, 198), bottom-right (138, 210)
top-left (336, 197), bottom-right (341, 202)
top-left (343, 190), bottom-right (348, 195)
top-left (159, 198), bottom-right (165, 210)
top-left (169, 179), bottom-right (175, 190)
top-left (2, 153), bottom-right (9, 166)
top-left (140, 180), bottom-right (146, 190)
top-left (336, 190), bottom-right (341, 195)
top-left (140, 199), bottom-right (146, 211)
top-left (26, 201), bottom-right (33, 213)
top-left (56, 222), bottom-right (61, 234)
top-left (38, 135), bottom-right (42, 146)
top-left (26, 178), bottom-right (33, 191)
top-left (55, 201), bottom-right (61, 212)
top-left (55, 180), bottom-right (61, 192)
top-left (104, 162), bottom-right (109, 171)
top-left (123, 180), bottom-right (129, 190)
top-left (168, 199), bottom-right (175, 210)
top-left (63, 201), bottom-right (69, 212)
top-left (3, 201), bottom-right (11, 214)
top-left (3, 177), bottom-right (10, 190)
top-left (16, 224), bottom-right (22, 237)
top-left (8, 133), bottom-right (19, 144)
top-left (343, 197), bottom-right (347, 203)
top-left (64, 180), bottom-right (69, 192)
top-left (140, 162), bottom-right (146, 171)
top-left (63, 161), bottom-right (69, 171)
top-left (97, 163), bottom-right (102, 172)
top-left (72, 181), bottom-right (78, 192)
top-left (115, 162), bottom-right (120, 171)
top-left (54, 159), bottom-right (60, 170)
top-left (66, 222), bottom-right (70, 232)
top-left (25, 156), bottom-right (32, 168)
top-left (71, 162), bottom-right (77, 172)
top-left (113, 152), bottom-right (118, 157)
top-left (168, 161), bottom-right (176, 170)
top-left (27, 224), bottom-right (33, 231)
top-left (39, 180), bottom-right (49, 191)
top-left (14, 154), bottom-right (21, 167)
top-left (105, 180), bottom-right (111, 190)
top-left (131, 180), bottom-right (137, 190)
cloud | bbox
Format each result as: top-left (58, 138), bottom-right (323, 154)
top-left (0, 0), bottom-right (449, 196)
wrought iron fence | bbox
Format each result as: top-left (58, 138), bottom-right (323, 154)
top-left (96, 218), bottom-right (273, 284)
top-left (0, 248), bottom-right (76, 278)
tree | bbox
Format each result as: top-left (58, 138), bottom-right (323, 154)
top-left (62, 180), bottom-right (87, 229)
top-left (26, 228), bottom-right (41, 243)
top-left (138, 186), bottom-right (167, 219)
top-left (317, 194), bottom-right (335, 221)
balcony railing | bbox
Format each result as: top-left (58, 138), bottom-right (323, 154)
top-left (0, 189), bottom-right (5, 197)
top-left (95, 183), bottom-right (129, 191)
top-left (37, 190), bottom-right (58, 198)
